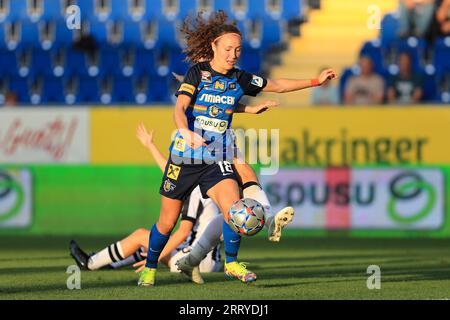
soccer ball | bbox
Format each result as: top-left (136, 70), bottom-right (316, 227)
top-left (227, 198), bottom-right (265, 237)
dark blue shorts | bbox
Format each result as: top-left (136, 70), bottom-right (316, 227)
top-left (159, 158), bottom-right (238, 200)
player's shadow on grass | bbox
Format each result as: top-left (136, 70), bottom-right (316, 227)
top-left (254, 262), bottom-right (450, 283)
top-left (247, 253), bottom-right (423, 264)
top-left (250, 257), bottom-right (429, 271)
top-left (0, 275), bottom-right (187, 296)
top-left (0, 256), bottom-right (69, 262)
top-left (0, 265), bottom-right (66, 275)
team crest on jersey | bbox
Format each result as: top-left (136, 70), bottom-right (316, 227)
top-left (228, 82), bottom-right (237, 90)
top-left (251, 75), bottom-right (264, 87)
top-left (163, 179), bottom-right (176, 192)
top-left (213, 80), bottom-right (226, 92)
top-left (208, 105), bottom-right (224, 117)
top-left (167, 164), bottom-right (181, 181)
top-left (201, 71), bottom-right (212, 83)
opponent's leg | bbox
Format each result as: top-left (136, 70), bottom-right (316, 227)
top-left (70, 228), bottom-right (149, 270)
top-left (235, 161), bottom-right (294, 242)
top-left (175, 214), bottom-right (223, 283)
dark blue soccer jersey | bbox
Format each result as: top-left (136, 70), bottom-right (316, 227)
top-left (170, 61), bottom-right (267, 162)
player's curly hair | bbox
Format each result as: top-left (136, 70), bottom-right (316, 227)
top-left (180, 10), bottom-right (242, 63)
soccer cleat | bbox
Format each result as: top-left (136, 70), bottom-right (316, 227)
top-left (224, 261), bottom-right (257, 284)
top-left (175, 255), bottom-right (204, 284)
top-left (138, 267), bottom-right (156, 287)
top-left (268, 206), bottom-right (295, 242)
top-left (69, 240), bottom-right (91, 270)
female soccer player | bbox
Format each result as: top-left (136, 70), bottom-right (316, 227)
top-left (139, 11), bottom-right (337, 286)
top-left (69, 126), bottom-right (222, 283)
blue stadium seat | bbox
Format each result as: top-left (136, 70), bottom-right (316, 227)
top-left (112, 76), bottom-right (134, 102)
top-left (144, 0), bottom-right (162, 20)
top-left (261, 19), bottom-right (282, 50)
top-left (9, 77), bottom-right (30, 103)
top-left (157, 17), bottom-right (178, 48)
top-left (77, 76), bottom-right (100, 103)
top-left (0, 51), bottom-right (18, 77)
top-left (248, 0), bottom-right (266, 19)
top-left (433, 37), bottom-right (450, 74)
top-left (169, 49), bottom-right (189, 75)
top-left (239, 49), bottom-right (262, 74)
top-left (99, 48), bottom-right (126, 76)
top-left (42, 0), bottom-right (63, 20)
top-left (391, 37), bottom-right (426, 72)
top-left (54, 20), bottom-right (75, 48)
top-left (213, 0), bottom-right (232, 15)
top-left (380, 12), bottom-right (399, 49)
top-left (65, 49), bottom-right (89, 77)
top-left (110, 0), bottom-right (131, 20)
top-left (179, 0), bottom-right (196, 19)
top-left (147, 75), bottom-right (171, 103)
top-left (6, 0), bottom-right (28, 21)
top-left (89, 20), bottom-right (108, 43)
top-left (31, 49), bottom-right (52, 76)
top-left (282, 0), bottom-right (302, 20)
top-left (0, 24), bottom-right (6, 49)
top-left (421, 68), bottom-right (438, 102)
top-left (42, 76), bottom-right (65, 103)
top-left (122, 21), bottom-right (142, 46)
top-left (360, 40), bottom-right (385, 74)
top-left (20, 21), bottom-right (41, 48)
top-left (134, 49), bottom-right (157, 77)
top-left (76, 0), bottom-right (95, 20)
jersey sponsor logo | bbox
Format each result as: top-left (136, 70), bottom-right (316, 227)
top-left (201, 71), bottom-right (212, 83)
top-left (198, 93), bottom-right (235, 105)
top-left (195, 116), bottom-right (228, 133)
top-left (214, 80), bottom-right (226, 91)
top-left (163, 179), bottom-right (176, 192)
top-left (179, 83), bottom-right (196, 95)
top-left (251, 75), bottom-right (264, 88)
top-left (228, 82), bottom-right (237, 90)
top-left (167, 164), bottom-right (181, 181)
top-left (208, 105), bottom-right (224, 117)
top-left (173, 137), bottom-right (186, 152)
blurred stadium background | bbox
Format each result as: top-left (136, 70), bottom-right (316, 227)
top-left (1, 0), bottom-right (450, 299)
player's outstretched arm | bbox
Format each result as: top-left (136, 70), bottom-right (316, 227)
top-left (136, 123), bottom-right (167, 172)
top-left (234, 100), bottom-right (279, 114)
top-left (263, 69), bottom-right (338, 93)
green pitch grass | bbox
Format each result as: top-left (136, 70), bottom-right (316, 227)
top-left (0, 236), bottom-right (449, 300)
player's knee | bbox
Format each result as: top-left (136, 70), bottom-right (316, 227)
top-left (157, 221), bottom-right (175, 235)
top-left (135, 228), bottom-right (149, 238)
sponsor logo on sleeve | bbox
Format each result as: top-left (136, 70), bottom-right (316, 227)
top-left (251, 75), bottom-right (263, 88)
top-left (179, 83), bottom-right (196, 95)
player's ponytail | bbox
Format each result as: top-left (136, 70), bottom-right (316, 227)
top-left (180, 10), bottom-right (242, 63)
